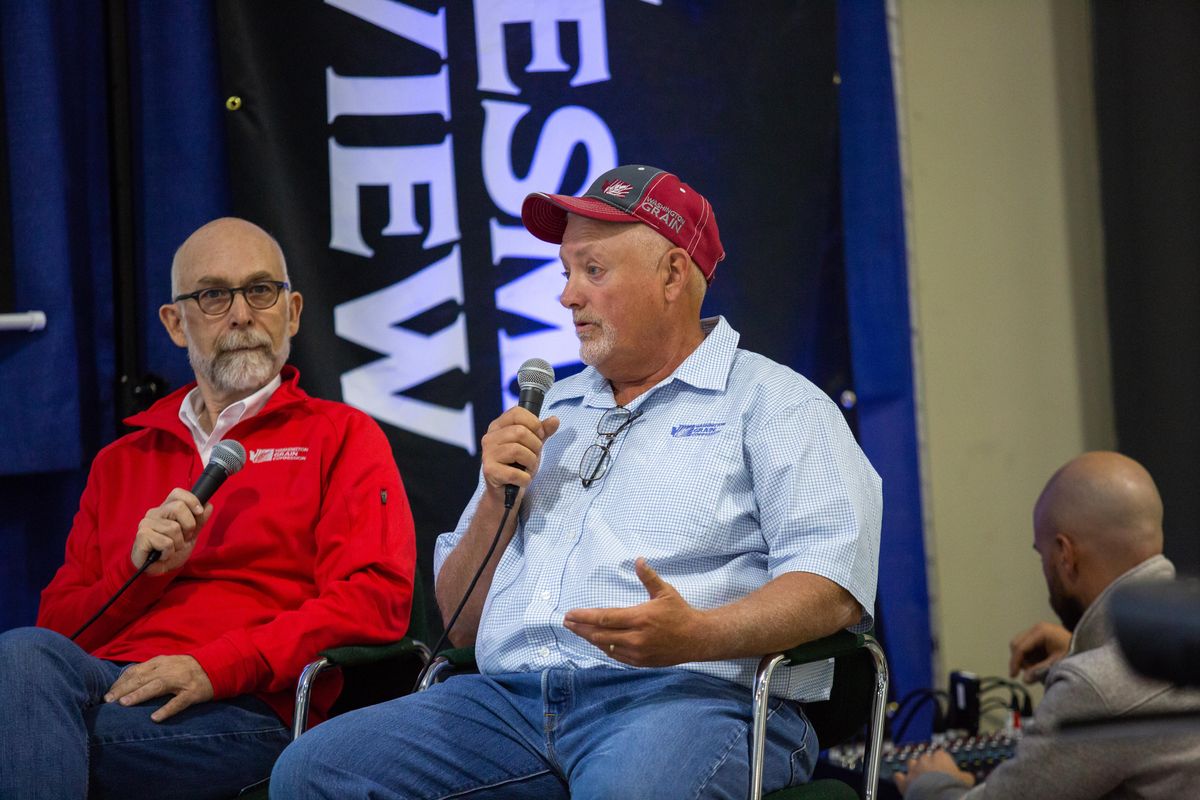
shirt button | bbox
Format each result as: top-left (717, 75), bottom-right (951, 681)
top-left (539, 646), bottom-right (551, 658)
top-left (540, 590), bottom-right (551, 601)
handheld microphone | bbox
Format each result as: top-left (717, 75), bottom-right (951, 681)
top-left (504, 359), bottom-right (555, 508)
top-left (70, 439), bottom-right (248, 641)
top-left (422, 360), bottom-right (555, 673)
top-left (144, 439), bottom-right (247, 565)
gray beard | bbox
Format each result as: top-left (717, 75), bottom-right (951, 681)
top-left (578, 322), bottom-right (616, 366)
top-left (188, 332), bottom-right (288, 395)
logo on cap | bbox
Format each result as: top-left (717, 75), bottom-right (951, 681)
top-left (602, 180), bottom-right (634, 198)
top-left (640, 197), bottom-right (685, 234)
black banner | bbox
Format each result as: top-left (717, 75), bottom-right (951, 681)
top-left (215, 0), bottom-right (845, 591)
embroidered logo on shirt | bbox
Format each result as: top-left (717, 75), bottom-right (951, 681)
top-left (249, 447), bottom-right (309, 464)
top-left (670, 423), bottom-right (726, 438)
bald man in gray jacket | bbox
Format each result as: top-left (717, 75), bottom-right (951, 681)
top-left (897, 451), bottom-right (1200, 799)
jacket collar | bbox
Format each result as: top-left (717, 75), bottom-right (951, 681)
top-left (124, 365), bottom-right (309, 440)
top-left (1069, 554), bottom-right (1176, 656)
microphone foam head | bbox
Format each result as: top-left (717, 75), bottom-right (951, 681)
top-left (517, 358), bottom-right (555, 394)
top-left (210, 440), bottom-right (247, 476)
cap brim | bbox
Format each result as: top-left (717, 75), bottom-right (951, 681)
top-left (521, 193), bottom-right (642, 244)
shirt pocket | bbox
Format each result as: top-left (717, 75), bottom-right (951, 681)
top-left (610, 423), bottom-right (751, 556)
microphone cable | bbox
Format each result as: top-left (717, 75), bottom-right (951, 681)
top-left (69, 555), bottom-right (159, 641)
top-left (419, 358), bottom-right (554, 682)
top-left (417, 494), bottom-right (516, 689)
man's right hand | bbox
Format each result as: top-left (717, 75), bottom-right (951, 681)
top-left (1008, 620), bottom-right (1071, 683)
top-left (480, 407), bottom-right (560, 499)
top-left (131, 488), bottom-right (213, 576)
top-left (434, 408), bottom-right (559, 643)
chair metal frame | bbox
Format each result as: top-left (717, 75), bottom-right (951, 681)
top-left (291, 638), bottom-right (433, 739)
top-left (415, 655), bottom-right (454, 692)
top-left (749, 633), bottom-right (889, 800)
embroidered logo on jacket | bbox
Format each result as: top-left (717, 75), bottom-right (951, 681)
top-left (249, 447), bottom-right (309, 464)
top-left (670, 423), bottom-right (726, 438)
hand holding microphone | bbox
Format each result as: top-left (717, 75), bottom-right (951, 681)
top-left (69, 441), bottom-right (247, 641)
top-left (132, 440), bottom-right (246, 575)
top-left (479, 359), bottom-right (558, 509)
top-left (425, 360), bottom-right (557, 662)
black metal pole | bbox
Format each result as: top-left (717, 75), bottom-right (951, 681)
top-left (104, 0), bottom-right (142, 429)
top-left (103, 0), bottom-right (164, 431)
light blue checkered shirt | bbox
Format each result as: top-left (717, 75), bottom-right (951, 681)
top-left (434, 317), bottom-right (881, 700)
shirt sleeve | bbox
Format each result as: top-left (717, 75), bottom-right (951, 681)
top-left (744, 394), bottom-right (882, 629)
top-left (187, 412), bottom-right (416, 699)
top-left (432, 472), bottom-right (486, 581)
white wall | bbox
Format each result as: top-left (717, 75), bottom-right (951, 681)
top-left (892, 0), bottom-right (1115, 689)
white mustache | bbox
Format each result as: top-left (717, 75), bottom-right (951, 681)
top-left (216, 331), bottom-right (272, 354)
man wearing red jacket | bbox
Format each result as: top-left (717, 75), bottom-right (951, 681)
top-left (0, 218), bottom-right (416, 799)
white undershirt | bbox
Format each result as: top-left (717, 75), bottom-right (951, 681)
top-left (178, 374), bottom-right (281, 465)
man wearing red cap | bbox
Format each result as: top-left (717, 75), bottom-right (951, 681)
top-left (273, 165), bottom-right (881, 798)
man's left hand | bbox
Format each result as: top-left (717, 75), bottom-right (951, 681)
top-left (104, 655), bottom-right (214, 723)
top-left (563, 558), bottom-right (711, 666)
top-left (893, 749), bottom-right (975, 796)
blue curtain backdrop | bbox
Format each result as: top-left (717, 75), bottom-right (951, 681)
top-left (0, 0), bottom-right (228, 626)
top-left (0, 0), bottom-right (117, 626)
top-left (838, 0), bottom-right (934, 736)
top-left (0, 0), bottom-right (933, 736)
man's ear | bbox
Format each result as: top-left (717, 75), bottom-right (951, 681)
top-left (661, 248), bottom-right (691, 302)
top-left (286, 290), bottom-right (303, 337)
top-left (159, 303), bottom-right (188, 348)
top-left (1056, 533), bottom-right (1080, 581)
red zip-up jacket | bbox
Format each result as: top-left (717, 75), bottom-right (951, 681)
top-left (37, 366), bottom-right (415, 726)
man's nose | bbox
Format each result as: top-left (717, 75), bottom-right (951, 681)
top-left (559, 276), bottom-right (581, 309)
top-left (226, 291), bottom-right (255, 325)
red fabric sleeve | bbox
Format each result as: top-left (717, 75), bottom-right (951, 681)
top-left (187, 412), bottom-right (416, 699)
top-left (37, 449), bottom-right (180, 652)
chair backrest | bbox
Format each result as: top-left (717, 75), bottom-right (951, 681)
top-left (327, 565), bottom-right (431, 717)
top-left (406, 565), bottom-right (431, 644)
top-left (802, 646), bottom-right (877, 749)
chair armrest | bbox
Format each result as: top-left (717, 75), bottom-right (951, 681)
top-left (779, 630), bottom-right (866, 665)
top-left (293, 637), bottom-right (432, 739)
top-left (416, 646), bottom-right (478, 691)
top-left (320, 636), bottom-right (432, 668)
top-left (435, 646), bottom-right (477, 669)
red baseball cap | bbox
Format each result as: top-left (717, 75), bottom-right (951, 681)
top-left (521, 164), bottom-right (726, 283)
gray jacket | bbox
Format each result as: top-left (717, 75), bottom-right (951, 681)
top-left (907, 556), bottom-right (1200, 800)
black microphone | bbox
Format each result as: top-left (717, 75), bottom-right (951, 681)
top-left (144, 439), bottom-right (247, 566)
top-left (504, 358), bottom-right (555, 508)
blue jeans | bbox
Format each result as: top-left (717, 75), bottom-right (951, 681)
top-left (0, 627), bottom-right (291, 799)
top-left (271, 667), bottom-right (817, 799)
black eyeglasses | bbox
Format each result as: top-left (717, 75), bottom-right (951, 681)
top-left (173, 281), bottom-right (290, 316)
top-left (579, 406), bottom-right (643, 488)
